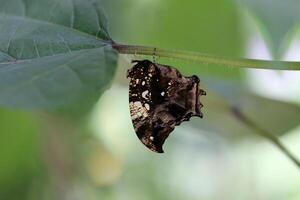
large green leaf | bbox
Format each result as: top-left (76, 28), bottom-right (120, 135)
top-left (0, 0), bottom-right (118, 110)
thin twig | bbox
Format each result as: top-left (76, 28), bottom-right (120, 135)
top-left (232, 107), bottom-right (300, 169)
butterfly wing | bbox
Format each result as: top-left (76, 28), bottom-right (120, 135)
top-left (127, 60), bottom-right (205, 153)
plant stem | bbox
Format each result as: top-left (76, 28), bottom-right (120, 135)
top-left (232, 107), bottom-right (300, 169)
top-left (113, 43), bottom-right (300, 71)
top-left (115, 42), bottom-right (300, 167)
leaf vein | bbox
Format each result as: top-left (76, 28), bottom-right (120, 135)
top-left (0, 51), bottom-right (88, 93)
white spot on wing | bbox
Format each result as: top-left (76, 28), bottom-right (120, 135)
top-left (134, 101), bottom-right (142, 107)
top-left (129, 101), bottom-right (149, 120)
top-left (142, 90), bottom-right (149, 99)
top-left (145, 103), bottom-right (150, 110)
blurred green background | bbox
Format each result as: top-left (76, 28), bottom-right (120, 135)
top-left (1, 0), bottom-right (300, 199)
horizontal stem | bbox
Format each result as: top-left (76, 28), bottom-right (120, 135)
top-left (113, 43), bottom-right (300, 71)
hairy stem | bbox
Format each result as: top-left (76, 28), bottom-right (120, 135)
top-left (113, 43), bottom-right (300, 71)
top-left (232, 107), bottom-right (300, 169)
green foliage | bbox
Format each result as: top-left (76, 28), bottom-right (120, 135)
top-left (107, 0), bottom-right (243, 79)
top-left (0, 109), bottom-right (41, 199)
top-left (243, 0), bottom-right (300, 57)
top-left (0, 0), bottom-right (118, 110)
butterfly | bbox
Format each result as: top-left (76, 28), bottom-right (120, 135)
top-left (127, 60), bottom-right (206, 153)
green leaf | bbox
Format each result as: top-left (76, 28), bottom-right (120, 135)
top-left (0, 0), bottom-right (118, 110)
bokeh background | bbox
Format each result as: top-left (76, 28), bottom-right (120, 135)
top-left (1, 0), bottom-right (300, 199)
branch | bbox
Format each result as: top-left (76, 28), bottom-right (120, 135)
top-left (113, 43), bottom-right (300, 71)
top-left (232, 107), bottom-right (300, 169)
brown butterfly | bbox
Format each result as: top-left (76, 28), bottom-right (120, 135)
top-left (127, 60), bottom-right (206, 153)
